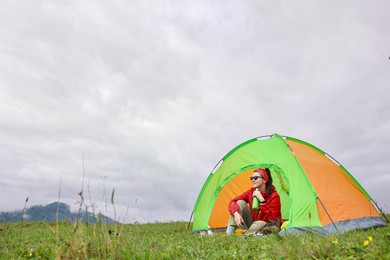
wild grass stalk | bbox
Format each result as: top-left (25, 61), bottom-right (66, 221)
top-left (18, 197), bottom-right (29, 247)
top-left (55, 175), bottom-right (63, 254)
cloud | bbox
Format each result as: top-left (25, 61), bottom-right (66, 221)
top-left (1, 0), bottom-right (390, 222)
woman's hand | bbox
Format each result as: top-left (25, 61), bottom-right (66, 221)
top-left (233, 212), bottom-right (244, 227)
top-left (253, 189), bottom-right (264, 201)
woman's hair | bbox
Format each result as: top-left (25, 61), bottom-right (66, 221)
top-left (264, 168), bottom-right (274, 196)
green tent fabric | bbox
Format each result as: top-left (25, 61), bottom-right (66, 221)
top-left (192, 134), bottom-right (387, 235)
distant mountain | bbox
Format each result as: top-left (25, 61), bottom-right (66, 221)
top-left (0, 202), bottom-right (115, 223)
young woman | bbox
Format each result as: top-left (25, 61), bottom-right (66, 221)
top-left (226, 168), bottom-right (281, 235)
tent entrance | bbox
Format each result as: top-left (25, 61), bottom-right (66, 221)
top-left (207, 164), bottom-right (291, 230)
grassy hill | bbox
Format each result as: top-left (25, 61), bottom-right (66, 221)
top-left (0, 217), bottom-right (388, 259)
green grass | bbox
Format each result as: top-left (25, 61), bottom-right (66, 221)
top-left (0, 219), bottom-right (389, 259)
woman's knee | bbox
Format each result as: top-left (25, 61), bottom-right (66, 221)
top-left (237, 200), bottom-right (249, 210)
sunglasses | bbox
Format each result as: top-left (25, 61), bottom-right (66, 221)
top-left (250, 176), bottom-right (263, 181)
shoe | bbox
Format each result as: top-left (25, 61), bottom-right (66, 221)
top-left (252, 231), bottom-right (264, 237)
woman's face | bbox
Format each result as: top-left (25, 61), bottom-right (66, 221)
top-left (250, 172), bottom-right (265, 188)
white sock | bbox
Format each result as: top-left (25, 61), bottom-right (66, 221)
top-left (226, 225), bottom-right (236, 235)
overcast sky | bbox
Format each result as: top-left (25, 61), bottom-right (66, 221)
top-left (1, 1), bottom-right (389, 223)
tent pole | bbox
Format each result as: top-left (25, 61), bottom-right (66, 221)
top-left (317, 197), bottom-right (339, 233)
top-left (371, 199), bottom-right (389, 223)
top-left (187, 211), bottom-right (194, 230)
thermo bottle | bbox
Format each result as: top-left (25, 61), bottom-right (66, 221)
top-left (252, 188), bottom-right (259, 210)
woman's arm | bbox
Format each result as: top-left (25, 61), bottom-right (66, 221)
top-left (227, 189), bottom-right (252, 215)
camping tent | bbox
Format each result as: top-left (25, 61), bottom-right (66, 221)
top-left (192, 134), bottom-right (387, 235)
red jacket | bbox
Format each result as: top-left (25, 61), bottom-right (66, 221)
top-left (228, 186), bottom-right (281, 223)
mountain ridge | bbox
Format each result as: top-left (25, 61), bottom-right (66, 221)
top-left (0, 202), bottom-right (115, 223)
